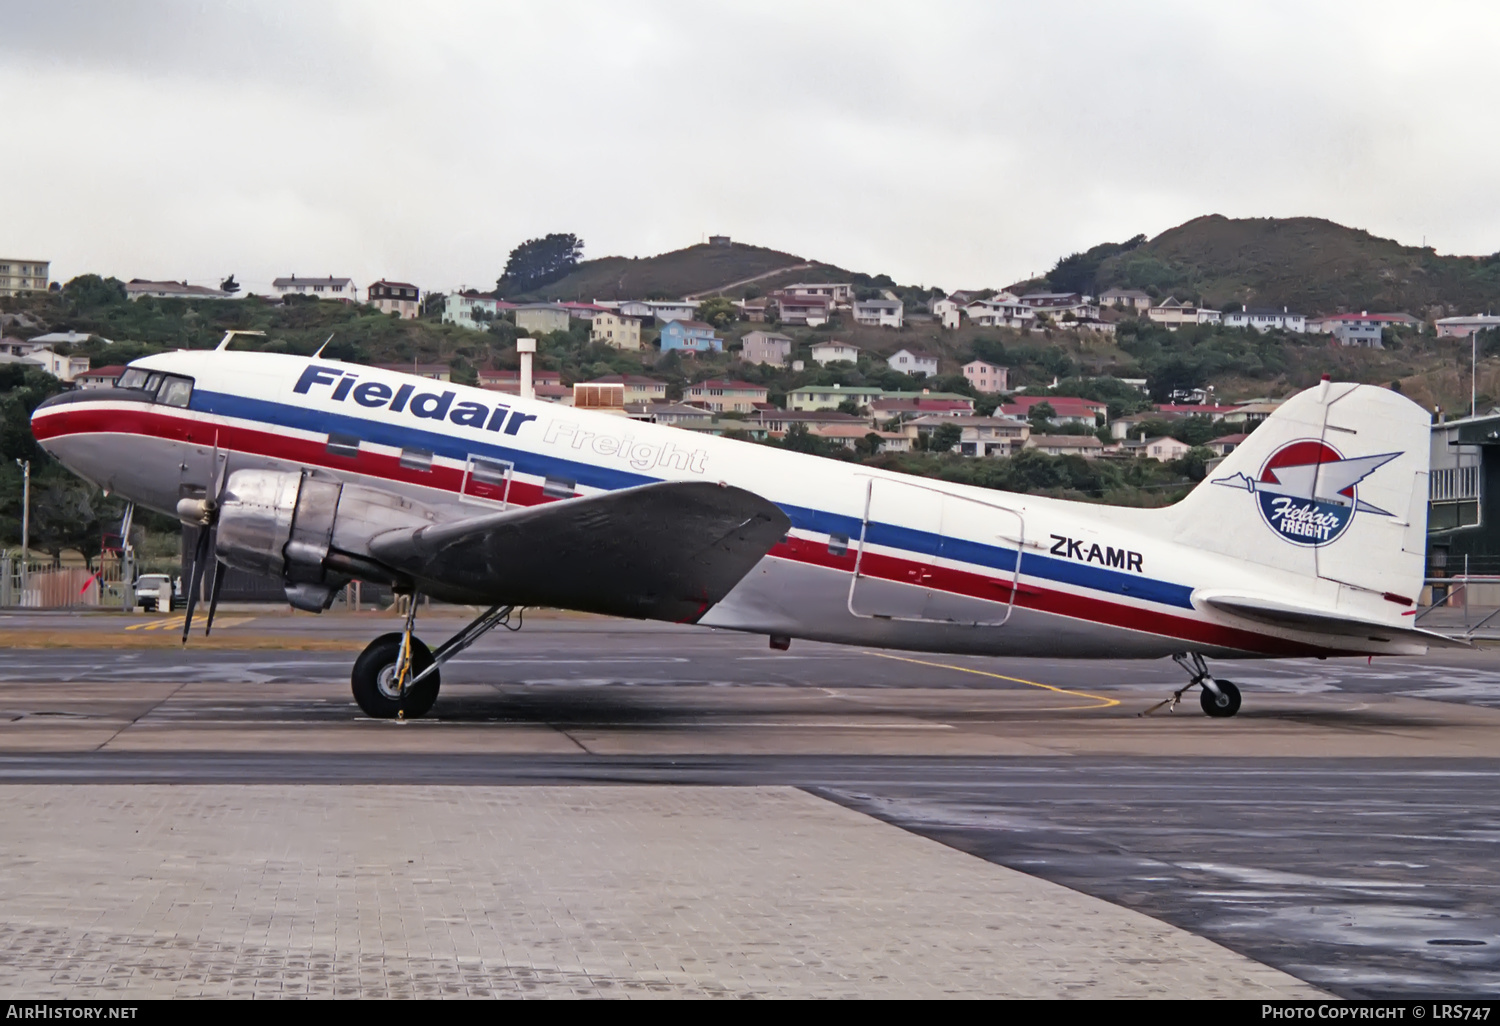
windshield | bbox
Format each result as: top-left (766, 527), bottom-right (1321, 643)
top-left (118, 368), bottom-right (149, 390)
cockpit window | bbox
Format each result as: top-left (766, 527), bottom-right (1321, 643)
top-left (158, 376), bottom-right (193, 408)
top-left (142, 372), bottom-right (165, 394)
top-left (118, 368), bottom-right (149, 390)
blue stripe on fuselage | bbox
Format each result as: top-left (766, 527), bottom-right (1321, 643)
top-left (189, 388), bottom-right (1194, 611)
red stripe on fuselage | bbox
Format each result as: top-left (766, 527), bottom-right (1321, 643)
top-left (35, 404), bottom-right (1341, 656)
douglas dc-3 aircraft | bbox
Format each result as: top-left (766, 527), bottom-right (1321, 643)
top-left (30, 336), bottom-right (1460, 720)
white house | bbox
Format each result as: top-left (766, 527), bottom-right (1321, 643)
top-left (852, 298), bottom-right (904, 328)
top-left (1435, 315), bottom-right (1500, 338)
top-left (809, 340), bottom-right (861, 365)
top-left (1017, 292), bottom-right (1100, 321)
top-left (1147, 297), bottom-right (1221, 329)
top-left (779, 283), bottom-right (854, 306)
top-left (125, 279), bottom-right (235, 301)
top-left (962, 360), bottom-right (1009, 393)
top-left (1223, 307), bottom-right (1307, 333)
top-left (273, 275), bottom-right (359, 303)
top-left (965, 296), bottom-right (1033, 329)
top-left (931, 297), bottom-right (962, 329)
top-left (645, 300), bottom-right (698, 323)
top-left (443, 291), bottom-right (511, 331)
top-left (22, 348), bottom-right (89, 382)
top-left (888, 348), bottom-right (938, 377)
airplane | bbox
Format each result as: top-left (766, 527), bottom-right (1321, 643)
top-left (29, 335), bottom-right (1461, 720)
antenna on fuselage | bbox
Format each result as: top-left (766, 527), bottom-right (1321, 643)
top-left (215, 330), bottom-right (267, 351)
top-left (311, 333), bottom-right (335, 359)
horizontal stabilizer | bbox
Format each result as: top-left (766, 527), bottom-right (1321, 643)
top-left (369, 481), bottom-right (790, 622)
top-left (1196, 591), bottom-right (1471, 649)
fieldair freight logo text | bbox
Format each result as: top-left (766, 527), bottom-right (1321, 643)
top-left (1212, 439), bottom-right (1399, 546)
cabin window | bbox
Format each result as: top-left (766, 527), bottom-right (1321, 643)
top-left (542, 476), bottom-right (575, 499)
top-left (827, 533), bottom-right (849, 556)
top-left (326, 432), bottom-right (361, 458)
top-left (399, 448), bottom-right (433, 471)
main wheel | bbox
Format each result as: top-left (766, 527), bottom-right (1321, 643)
top-left (1200, 679), bottom-right (1242, 718)
top-left (351, 632), bottom-right (440, 719)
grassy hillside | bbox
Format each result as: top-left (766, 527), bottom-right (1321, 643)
top-left (1093, 215), bottom-right (1500, 316)
top-left (518, 242), bottom-right (823, 302)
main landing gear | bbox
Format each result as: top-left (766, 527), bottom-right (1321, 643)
top-left (1139, 652), bottom-right (1242, 718)
top-left (350, 596), bottom-right (521, 719)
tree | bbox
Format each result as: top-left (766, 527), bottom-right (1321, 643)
top-left (856, 432), bottom-right (885, 457)
top-left (931, 422), bottom-right (962, 453)
top-left (1027, 401), bottom-right (1056, 432)
top-left (496, 233), bottom-right (584, 295)
top-left (695, 296), bottom-right (737, 329)
top-left (219, 274), bottom-right (240, 294)
top-left (836, 398), bottom-right (863, 417)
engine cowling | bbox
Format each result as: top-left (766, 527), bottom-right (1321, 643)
top-left (215, 469), bottom-right (439, 611)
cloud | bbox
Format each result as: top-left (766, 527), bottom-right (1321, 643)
top-left (2, 0), bottom-right (1497, 295)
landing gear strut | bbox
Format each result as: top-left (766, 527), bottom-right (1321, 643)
top-left (1138, 652), bottom-right (1242, 718)
top-left (349, 597), bottom-right (520, 720)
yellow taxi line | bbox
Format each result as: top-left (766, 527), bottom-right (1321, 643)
top-left (864, 651), bottom-right (1120, 710)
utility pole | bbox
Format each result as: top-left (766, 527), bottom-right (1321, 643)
top-left (1474, 328), bottom-right (1480, 419)
top-left (15, 459), bottom-right (28, 606)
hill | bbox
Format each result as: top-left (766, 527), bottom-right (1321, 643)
top-left (512, 242), bottom-right (866, 302)
top-left (1089, 215), bottom-right (1500, 316)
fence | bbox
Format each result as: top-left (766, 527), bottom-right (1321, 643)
top-left (0, 555), bottom-right (132, 609)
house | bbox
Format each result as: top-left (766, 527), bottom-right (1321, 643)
top-left (772, 293), bottom-right (833, 326)
top-left (3, 332), bottom-right (92, 355)
top-left (785, 384), bottom-right (886, 411)
top-left (811, 425), bottom-right (912, 452)
top-left (0, 258), bottom-right (49, 297)
top-left (740, 330), bottom-right (793, 367)
top-left (809, 340), bottom-right (861, 366)
top-left (627, 402), bottom-right (716, 427)
top-left (125, 279), bottom-right (235, 301)
top-left (1206, 433), bottom-right (1250, 457)
top-left (852, 298), bottom-right (904, 328)
top-left (1017, 292), bottom-right (1099, 321)
top-left (1026, 434), bottom-right (1105, 458)
top-left (965, 296), bottom-right (1032, 328)
top-left (612, 300), bottom-right (655, 319)
top-left (1099, 287), bottom-right (1152, 311)
top-left (368, 280), bottom-right (421, 319)
top-left (1218, 402), bottom-right (1283, 428)
top-left (273, 275), bottom-right (359, 303)
top-left (930, 297), bottom-right (963, 329)
top-left (999, 395), bottom-right (1107, 426)
top-left (963, 360), bottom-right (1009, 393)
top-left (887, 348), bottom-right (938, 377)
top-left (1332, 321), bottom-right (1383, 348)
top-left (74, 364), bottom-right (128, 389)
top-left (513, 303), bottom-right (571, 334)
top-left (659, 319), bottom-right (723, 354)
top-left (1307, 312), bottom-right (1420, 334)
top-left (736, 297), bottom-right (771, 323)
top-left (1122, 436), bottom-right (1192, 461)
top-left (589, 311), bottom-right (642, 350)
top-left (561, 302), bottom-right (608, 321)
top-left (645, 300), bottom-right (698, 324)
top-left (779, 283), bottom-right (854, 306)
top-left (869, 396), bottom-right (975, 419)
top-left (443, 291), bottom-right (515, 331)
top-left (709, 235), bottom-right (731, 247)
top-left (375, 362), bottom-right (450, 381)
top-left (1435, 315), bottom-right (1500, 338)
top-left (23, 349), bottom-right (89, 382)
top-left (683, 379), bottom-right (769, 414)
top-left (578, 374), bottom-right (668, 404)
top-left (1223, 307), bottom-right (1307, 333)
top-left (911, 415), bottom-right (1028, 457)
top-left (755, 409), bottom-right (871, 434)
top-left (478, 367), bottom-right (563, 391)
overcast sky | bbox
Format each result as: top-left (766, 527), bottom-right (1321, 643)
top-left (3, 0), bottom-right (1497, 295)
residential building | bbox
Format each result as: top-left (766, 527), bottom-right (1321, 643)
top-left (887, 348), bottom-right (938, 377)
top-left (572, 381), bottom-right (630, 414)
top-left (125, 279), bottom-right (234, 301)
top-left (444, 291), bottom-right (515, 331)
top-left (659, 319), bottom-right (723, 354)
top-left (772, 293), bottom-right (833, 326)
top-left (0, 259), bottom-right (49, 297)
top-left (912, 415), bottom-right (1028, 457)
top-left (1332, 321), bottom-right (1384, 348)
top-left (1436, 315), bottom-right (1500, 338)
top-left (786, 384), bottom-right (886, 411)
top-left (963, 360), bottom-right (1009, 393)
top-left (368, 280), bottom-right (421, 319)
top-left (811, 424), bottom-right (912, 452)
top-left (273, 275), bottom-right (359, 303)
top-left (23, 349), bottom-right (89, 382)
top-left (683, 379), bottom-right (769, 414)
top-left (561, 302), bottom-right (608, 321)
top-left (627, 402), bottom-right (716, 428)
top-left (930, 296), bottom-right (962, 329)
top-left (852, 298), bottom-right (904, 328)
top-left (780, 283), bottom-right (854, 306)
top-left (870, 397), bottom-right (975, 419)
top-left (736, 297), bottom-right (771, 323)
top-left (513, 302), bottom-right (571, 334)
top-left (375, 362), bottom-right (450, 381)
top-left (1307, 312), bottom-right (1420, 334)
top-left (755, 410), bottom-right (871, 434)
top-left (999, 395), bottom-right (1107, 426)
top-left (740, 330), bottom-right (793, 367)
top-left (1099, 287), bottom-right (1152, 311)
top-left (74, 365), bottom-right (127, 389)
top-left (809, 340), bottom-right (860, 365)
top-left (1206, 433), bottom-right (1250, 457)
top-left (478, 367), bottom-right (563, 391)
top-left (1223, 307), bottom-right (1307, 333)
top-left (1218, 402), bottom-right (1283, 428)
top-left (1147, 297), bottom-right (1220, 329)
top-left (578, 374), bottom-right (668, 405)
top-left (645, 300), bottom-right (698, 323)
top-left (23, 331), bottom-right (109, 349)
top-left (965, 295), bottom-right (1032, 328)
top-left (1017, 292), bottom-right (1099, 321)
top-left (589, 311), bottom-right (642, 350)
top-left (1025, 434), bottom-right (1104, 458)
top-left (1122, 436), bottom-right (1192, 461)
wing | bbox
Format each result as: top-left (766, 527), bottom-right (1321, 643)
top-left (368, 480), bottom-right (790, 622)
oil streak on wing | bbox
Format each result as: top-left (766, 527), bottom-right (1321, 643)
top-left (368, 481), bottom-right (791, 622)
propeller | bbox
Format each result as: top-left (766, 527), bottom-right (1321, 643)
top-left (176, 437), bottom-right (231, 644)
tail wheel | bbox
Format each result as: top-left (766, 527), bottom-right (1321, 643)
top-left (1200, 679), bottom-right (1242, 718)
top-left (351, 631), bottom-right (440, 719)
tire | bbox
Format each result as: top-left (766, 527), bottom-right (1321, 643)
top-left (1200, 679), bottom-right (1242, 718)
top-left (351, 631), bottom-right (440, 719)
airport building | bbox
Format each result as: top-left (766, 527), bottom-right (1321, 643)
top-left (1428, 412), bottom-right (1500, 600)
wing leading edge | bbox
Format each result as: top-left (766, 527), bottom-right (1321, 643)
top-left (368, 480), bottom-right (791, 622)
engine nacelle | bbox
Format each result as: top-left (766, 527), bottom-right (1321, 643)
top-left (215, 469), bottom-right (439, 611)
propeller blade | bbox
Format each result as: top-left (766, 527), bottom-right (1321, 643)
top-left (204, 557), bottom-right (226, 636)
top-left (180, 525), bottom-right (213, 645)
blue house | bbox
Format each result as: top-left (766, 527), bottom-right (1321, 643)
top-left (658, 319), bottom-right (723, 354)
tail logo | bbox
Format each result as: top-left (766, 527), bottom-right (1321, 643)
top-left (1212, 440), bottom-right (1399, 546)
